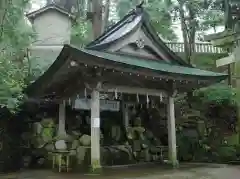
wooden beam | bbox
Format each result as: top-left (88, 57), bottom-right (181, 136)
top-left (100, 84), bottom-right (167, 97)
top-left (69, 50), bottom-right (194, 82)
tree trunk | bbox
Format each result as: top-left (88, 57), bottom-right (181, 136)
top-left (0, 0), bottom-right (8, 39)
top-left (102, 0), bottom-right (111, 31)
top-left (224, 0), bottom-right (232, 29)
top-left (76, 0), bottom-right (86, 18)
top-left (188, 7), bottom-right (196, 65)
top-left (178, 0), bottom-right (197, 109)
top-left (92, 0), bottom-right (103, 38)
top-left (178, 2), bottom-right (190, 64)
top-left (46, 0), bottom-right (52, 5)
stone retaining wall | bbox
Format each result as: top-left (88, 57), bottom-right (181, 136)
top-left (22, 116), bottom-right (168, 170)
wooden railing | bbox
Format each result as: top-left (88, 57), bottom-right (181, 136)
top-left (165, 42), bottom-right (226, 54)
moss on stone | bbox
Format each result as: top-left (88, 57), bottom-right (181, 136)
top-left (89, 159), bottom-right (102, 174)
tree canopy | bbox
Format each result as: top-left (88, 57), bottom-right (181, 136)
top-left (116, 0), bottom-right (178, 40)
top-left (0, 0), bottom-right (35, 110)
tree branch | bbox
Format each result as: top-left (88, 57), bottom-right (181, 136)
top-left (0, 0), bottom-right (10, 39)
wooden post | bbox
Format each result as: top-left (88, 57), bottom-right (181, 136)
top-left (167, 94), bottom-right (178, 167)
top-left (90, 86), bottom-right (101, 172)
top-left (88, 0), bottom-right (103, 172)
top-left (234, 51), bottom-right (240, 144)
top-left (122, 102), bottom-right (129, 128)
top-left (57, 100), bottom-right (67, 137)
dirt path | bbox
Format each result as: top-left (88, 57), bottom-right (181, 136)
top-left (1, 164), bottom-right (240, 179)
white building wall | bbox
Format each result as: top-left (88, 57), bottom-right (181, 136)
top-left (32, 10), bottom-right (71, 45)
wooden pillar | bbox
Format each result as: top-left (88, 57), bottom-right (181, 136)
top-left (90, 88), bottom-right (101, 172)
top-left (57, 100), bottom-right (67, 137)
top-left (234, 53), bottom-right (240, 143)
top-left (89, 0), bottom-right (103, 172)
top-left (167, 95), bottom-right (178, 167)
top-left (122, 103), bottom-right (129, 128)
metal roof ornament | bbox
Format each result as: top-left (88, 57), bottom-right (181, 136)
top-left (136, 38), bottom-right (145, 49)
top-left (136, 0), bottom-right (145, 9)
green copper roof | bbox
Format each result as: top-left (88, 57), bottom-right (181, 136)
top-left (86, 5), bottom-right (189, 67)
top-left (25, 45), bottom-right (228, 97)
top-left (80, 48), bottom-right (227, 79)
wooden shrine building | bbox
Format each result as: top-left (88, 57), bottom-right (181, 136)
top-left (26, 5), bottom-right (228, 171)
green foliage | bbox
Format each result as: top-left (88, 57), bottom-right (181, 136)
top-left (116, 0), bottom-right (177, 40)
top-left (71, 19), bottom-right (93, 47)
top-left (215, 145), bottom-right (237, 162)
top-left (145, 0), bottom-right (177, 40)
top-left (177, 125), bottom-right (239, 163)
top-left (177, 133), bottom-right (198, 161)
top-left (199, 9), bottom-right (224, 32)
top-left (116, 0), bottom-right (139, 19)
top-left (192, 54), bottom-right (226, 70)
top-left (0, 0), bottom-right (35, 111)
top-left (194, 84), bottom-right (237, 105)
top-left (172, 0), bottom-right (224, 31)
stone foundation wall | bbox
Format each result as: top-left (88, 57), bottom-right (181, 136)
top-left (23, 116), bottom-right (167, 170)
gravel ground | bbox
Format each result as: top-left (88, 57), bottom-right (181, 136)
top-left (1, 164), bottom-right (240, 179)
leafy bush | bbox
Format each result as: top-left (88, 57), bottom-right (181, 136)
top-left (194, 84), bottom-right (237, 105)
top-left (71, 19), bottom-right (92, 47)
top-left (215, 145), bottom-right (237, 162)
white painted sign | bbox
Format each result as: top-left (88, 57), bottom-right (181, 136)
top-left (73, 98), bottom-right (120, 111)
top-left (216, 54), bottom-right (234, 67)
top-left (93, 118), bottom-right (100, 128)
top-left (216, 46), bottom-right (240, 67)
top-left (234, 46), bottom-right (240, 61)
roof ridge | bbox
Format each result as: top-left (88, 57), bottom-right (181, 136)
top-left (26, 3), bottom-right (74, 20)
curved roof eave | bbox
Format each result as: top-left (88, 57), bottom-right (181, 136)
top-left (86, 8), bottom-right (144, 49)
top-left (25, 45), bottom-right (228, 97)
top-left (140, 11), bottom-right (191, 67)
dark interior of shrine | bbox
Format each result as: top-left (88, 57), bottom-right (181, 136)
top-left (17, 95), bottom-right (170, 170)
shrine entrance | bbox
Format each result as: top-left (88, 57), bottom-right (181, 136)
top-left (25, 5), bottom-right (227, 172)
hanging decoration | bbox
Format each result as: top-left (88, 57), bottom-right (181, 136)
top-left (160, 93), bottom-right (163, 102)
top-left (84, 88), bottom-right (87, 98)
top-left (80, 63), bottom-right (207, 90)
top-left (151, 99), bottom-right (154, 108)
top-left (146, 93), bottom-right (149, 108)
top-left (115, 88), bottom-right (118, 99)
